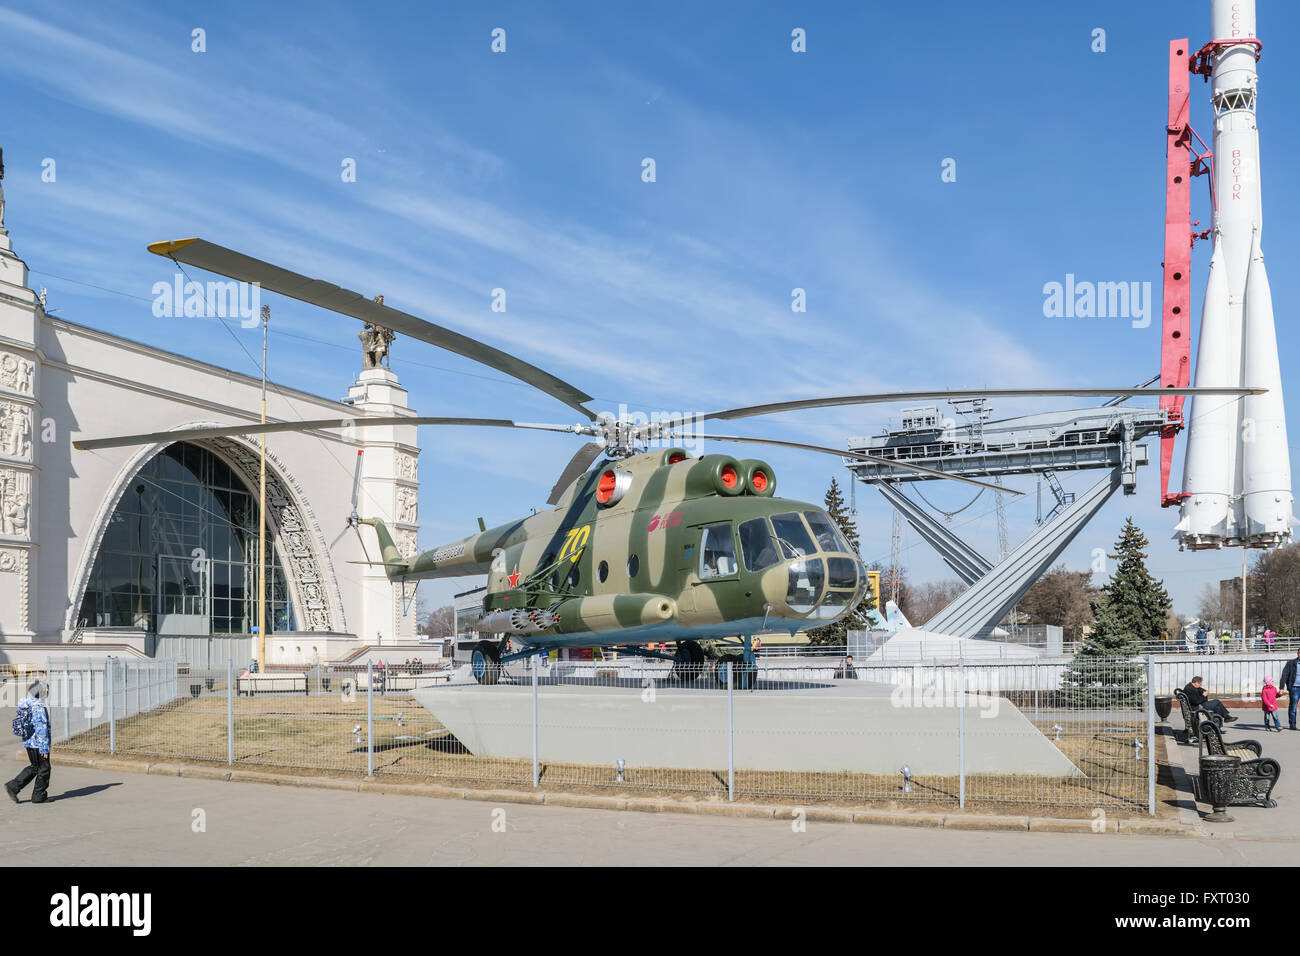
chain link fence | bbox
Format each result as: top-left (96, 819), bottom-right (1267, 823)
top-left (49, 653), bottom-right (1170, 813)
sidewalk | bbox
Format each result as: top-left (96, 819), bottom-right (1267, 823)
top-left (1165, 710), bottom-right (1296, 840)
top-left (0, 763), bottom-right (1276, 866)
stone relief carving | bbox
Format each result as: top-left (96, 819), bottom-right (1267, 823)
top-left (397, 529), bottom-right (418, 557)
top-left (0, 353), bottom-right (34, 396)
top-left (0, 401), bottom-right (31, 461)
top-left (0, 549), bottom-right (30, 630)
top-left (214, 440), bottom-right (340, 633)
top-left (396, 451), bottom-right (418, 481)
top-left (0, 467), bottom-right (29, 538)
top-left (396, 486), bottom-right (418, 525)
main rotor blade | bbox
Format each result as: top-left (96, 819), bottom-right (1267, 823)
top-left (147, 238), bottom-right (597, 420)
top-left (546, 441), bottom-right (607, 505)
top-left (74, 416), bottom-right (579, 451)
top-left (697, 433), bottom-right (1024, 495)
top-left (644, 386), bottom-right (1266, 434)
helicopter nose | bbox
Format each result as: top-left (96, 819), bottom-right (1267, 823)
top-left (783, 555), bottom-right (825, 616)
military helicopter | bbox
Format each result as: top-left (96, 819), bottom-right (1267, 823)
top-left (75, 239), bottom-right (1260, 687)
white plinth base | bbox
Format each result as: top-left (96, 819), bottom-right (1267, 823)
top-left (412, 677), bottom-right (1082, 777)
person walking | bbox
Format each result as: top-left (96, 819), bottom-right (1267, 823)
top-left (1262, 677), bottom-right (1282, 732)
top-left (1196, 623), bottom-right (1208, 655)
top-left (1280, 650), bottom-right (1300, 730)
top-left (6, 680), bottom-right (52, 804)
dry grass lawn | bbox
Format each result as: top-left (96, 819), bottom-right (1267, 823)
top-left (61, 691), bottom-right (1172, 819)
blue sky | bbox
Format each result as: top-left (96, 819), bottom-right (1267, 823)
top-left (2, 0), bottom-right (1297, 618)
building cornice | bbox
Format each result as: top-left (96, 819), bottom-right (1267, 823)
top-left (44, 315), bottom-right (360, 413)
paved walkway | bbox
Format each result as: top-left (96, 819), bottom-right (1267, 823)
top-left (0, 763), bottom-right (1288, 866)
top-left (1166, 709), bottom-right (1299, 840)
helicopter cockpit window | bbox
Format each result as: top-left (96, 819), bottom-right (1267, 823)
top-left (739, 517), bottom-right (779, 572)
top-left (786, 558), bottom-right (825, 613)
top-left (805, 511), bottom-right (851, 554)
top-left (771, 512), bottom-right (816, 558)
top-left (699, 523), bottom-right (738, 579)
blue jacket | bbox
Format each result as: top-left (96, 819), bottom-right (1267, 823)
top-left (16, 695), bottom-right (50, 755)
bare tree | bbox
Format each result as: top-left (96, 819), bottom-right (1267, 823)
top-left (1196, 582), bottom-right (1235, 631)
top-left (422, 605), bottom-right (456, 638)
top-left (1016, 565), bottom-right (1097, 641)
top-left (1249, 543), bottom-right (1300, 635)
top-left (905, 580), bottom-right (965, 624)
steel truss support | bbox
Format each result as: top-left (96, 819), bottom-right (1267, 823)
top-left (923, 469), bottom-right (1125, 638)
top-left (875, 481), bottom-right (992, 586)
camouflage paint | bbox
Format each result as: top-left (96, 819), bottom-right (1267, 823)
top-left (365, 449), bottom-right (869, 650)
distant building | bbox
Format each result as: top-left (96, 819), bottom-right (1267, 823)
top-left (1220, 577), bottom-right (1243, 614)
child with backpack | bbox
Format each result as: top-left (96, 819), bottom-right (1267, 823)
top-left (6, 680), bottom-right (52, 803)
top-left (1262, 676), bottom-right (1282, 732)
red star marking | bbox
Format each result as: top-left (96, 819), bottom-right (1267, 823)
top-left (508, 567), bottom-right (520, 588)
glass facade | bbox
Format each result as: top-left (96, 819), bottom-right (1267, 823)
top-left (77, 443), bottom-right (296, 634)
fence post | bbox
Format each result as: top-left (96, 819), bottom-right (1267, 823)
top-left (44, 656), bottom-right (53, 742)
top-left (227, 659), bottom-right (234, 766)
top-left (727, 661), bottom-right (735, 803)
top-left (1147, 654), bottom-right (1156, 816)
top-left (366, 661), bottom-right (374, 776)
top-left (957, 658), bottom-right (966, 810)
top-left (531, 654), bottom-right (539, 788)
top-left (63, 660), bottom-right (70, 742)
top-left (107, 658), bottom-right (116, 755)
top-left (1033, 660), bottom-right (1040, 725)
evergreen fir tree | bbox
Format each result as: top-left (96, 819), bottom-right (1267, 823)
top-left (1101, 518), bottom-right (1173, 643)
top-left (822, 477), bottom-right (860, 554)
top-left (1059, 518), bottom-right (1163, 707)
top-left (806, 477), bottom-right (870, 646)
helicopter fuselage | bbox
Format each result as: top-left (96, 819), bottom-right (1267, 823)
top-left (367, 447), bottom-right (870, 650)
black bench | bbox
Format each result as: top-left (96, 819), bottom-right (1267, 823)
top-left (1198, 718), bottom-right (1263, 760)
top-left (1174, 689), bottom-right (1223, 744)
top-left (1198, 720), bottom-right (1280, 808)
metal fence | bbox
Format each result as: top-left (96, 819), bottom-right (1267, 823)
top-left (54, 655), bottom-right (1160, 813)
top-left (44, 658), bottom-right (178, 746)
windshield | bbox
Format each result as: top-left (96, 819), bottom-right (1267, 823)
top-left (786, 558), bottom-right (824, 613)
top-left (739, 517), bottom-right (779, 572)
top-left (771, 512), bottom-right (816, 558)
top-left (805, 511), bottom-right (852, 553)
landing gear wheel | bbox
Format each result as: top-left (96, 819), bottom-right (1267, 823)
top-left (673, 640), bottom-right (704, 682)
top-left (471, 641), bottom-right (502, 685)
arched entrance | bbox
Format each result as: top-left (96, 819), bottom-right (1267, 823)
top-left (76, 442), bottom-right (297, 638)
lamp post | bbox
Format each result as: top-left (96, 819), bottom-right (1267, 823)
top-left (257, 305), bottom-right (269, 670)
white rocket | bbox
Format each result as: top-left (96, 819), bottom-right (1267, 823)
top-left (1177, 0), bottom-right (1293, 549)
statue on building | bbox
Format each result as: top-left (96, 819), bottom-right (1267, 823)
top-left (359, 295), bottom-right (395, 370)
